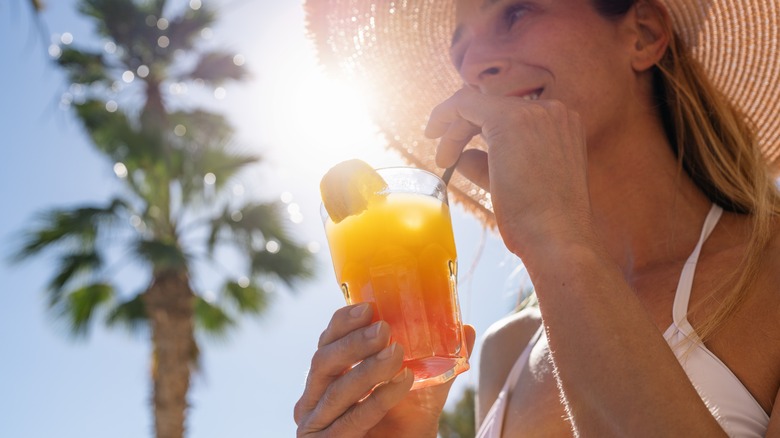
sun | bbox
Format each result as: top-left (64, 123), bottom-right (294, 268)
top-left (272, 68), bottom-right (392, 173)
top-left (220, 7), bottom-right (406, 220)
top-left (233, 45), bottom-right (404, 193)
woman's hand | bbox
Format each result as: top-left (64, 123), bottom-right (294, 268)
top-left (426, 87), bottom-right (594, 258)
top-left (294, 303), bottom-right (475, 437)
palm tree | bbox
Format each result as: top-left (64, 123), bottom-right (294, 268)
top-left (12, 1), bottom-right (314, 437)
top-left (439, 386), bottom-right (476, 438)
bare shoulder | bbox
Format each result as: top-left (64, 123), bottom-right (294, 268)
top-left (477, 305), bottom-right (543, 422)
top-left (759, 222), bottom-right (780, 419)
top-left (754, 219), bottom-right (780, 303)
top-left (746, 218), bottom-right (780, 413)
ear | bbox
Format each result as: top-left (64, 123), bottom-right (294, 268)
top-left (627, 0), bottom-right (670, 71)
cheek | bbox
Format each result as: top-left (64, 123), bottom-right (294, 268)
top-left (551, 35), bottom-right (632, 108)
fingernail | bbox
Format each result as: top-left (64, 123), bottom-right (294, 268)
top-left (390, 368), bottom-right (408, 384)
top-left (349, 303), bottom-right (370, 318)
top-left (377, 343), bottom-right (396, 360)
top-left (364, 321), bottom-right (382, 339)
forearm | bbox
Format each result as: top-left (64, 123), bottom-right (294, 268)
top-left (526, 241), bottom-right (727, 436)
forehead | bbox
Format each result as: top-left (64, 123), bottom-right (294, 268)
top-left (455, 0), bottom-right (589, 18)
top-left (452, 0), bottom-right (593, 43)
top-left (454, 0), bottom-right (493, 19)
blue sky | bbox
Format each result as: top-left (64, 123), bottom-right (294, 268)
top-left (0, 1), bottom-right (523, 436)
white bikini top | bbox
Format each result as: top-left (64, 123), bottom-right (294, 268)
top-left (663, 204), bottom-right (769, 436)
top-left (476, 204), bottom-right (770, 438)
top-left (475, 325), bottom-right (544, 438)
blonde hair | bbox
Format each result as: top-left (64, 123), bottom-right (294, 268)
top-left (654, 21), bottom-right (780, 341)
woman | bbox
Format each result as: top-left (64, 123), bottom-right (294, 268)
top-left (297, 0), bottom-right (780, 436)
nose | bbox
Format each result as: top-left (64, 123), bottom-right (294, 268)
top-left (458, 40), bottom-right (511, 87)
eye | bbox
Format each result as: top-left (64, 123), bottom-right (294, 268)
top-left (504, 4), bottom-right (529, 28)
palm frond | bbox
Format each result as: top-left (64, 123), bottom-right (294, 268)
top-left (168, 110), bottom-right (233, 148)
top-left (179, 147), bottom-right (259, 205)
top-left (194, 296), bottom-right (234, 336)
top-left (165, 6), bottom-right (217, 54)
top-left (439, 387), bottom-right (476, 438)
top-left (201, 148), bottom-right (259, 190)
top-left (180, 51), bottom-right (248, 85)
top-left (134, 238), bottom-right (189, 273)
top-left (74, 100), bottom-right (166, 165)
top-left (12, 198), bottom-right (128, 260)
top-left (205, 202), bottom-right (284, 255)
top-left (48, 251), bottom-right (103, 305)
top-left (205, 205), bottom-right (230, 254)
top-left (61, 282), bottom-right (114, 337)
top-left (251, 239), bottom-right (314, 287)
top-left (223, 280), bottom-right (270, 315)
top-left (56, 47), bottom-right (109, 85)
top-left (233, 203), bottom-right (287, 240)
top-left (106, 293), bottom-right (148, 333)
top-left (78, 0), bottom-right (150, 53)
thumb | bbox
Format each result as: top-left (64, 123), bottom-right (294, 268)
top-left (464, 324), bottom-right (477, 358)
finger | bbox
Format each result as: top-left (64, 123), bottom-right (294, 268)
top-left (463, 324), bottom-right (477, 358)
top-left (295, 303), bottom-right (377, 424)
top-left (326, 367), bottom-right (415, 437)
top-left (425, 88), bottom-right (479, 138)
top-left (318, 303), bottom-right (374, 348)
top-left (425, 98), bottom-right (458, 140)
top-left (306, 343), bottom-right (406, 432)
top-left (456, 149), bottom-right (490, 190)
top-left (295, 320), bottom-right (391, 424)
top-left (427, 87), bottom-right (495, 137)
top-left (434, 118), bottom-right (482, 169)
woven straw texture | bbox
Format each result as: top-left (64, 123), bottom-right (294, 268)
top-left (306, 0), bottom-right (780, 224)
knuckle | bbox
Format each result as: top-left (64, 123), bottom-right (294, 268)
top-left (341, 331), bottom-right (372, 361)
top-left (338, 406), bottom-right (371, 437)
top-left (317, 385), bottom-right (343, 414)
top-left (293, 397), bottom-right (307, 424)
top-left (318, 310), bottom-right (345, 347)
top-left (317, 328), bottom-right (330, 348)
top-left (317, 322), bottom-right (337, 349)
top-left (369, 382), bottom-right (399, 412)
top-left (309, 347), bottom-right (331, 373)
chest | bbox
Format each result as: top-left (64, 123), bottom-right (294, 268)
top-left (497, 280), bottom-right (778, 438)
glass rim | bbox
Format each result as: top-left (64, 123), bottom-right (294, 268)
top-left (372, 165), bottom-right (445, 182)
top-left (319, 165), bottom-right (448, 223)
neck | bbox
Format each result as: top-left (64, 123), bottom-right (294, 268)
top-left (586, 119), bottom-right (712, 278)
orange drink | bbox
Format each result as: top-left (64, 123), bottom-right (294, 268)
top-left (322, 167), bottom-right (469, 389)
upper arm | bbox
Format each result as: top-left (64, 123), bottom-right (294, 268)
top-left (761, 238), bottom-right (780, 435)
top-left (476, 306), bottom-right (542, 426)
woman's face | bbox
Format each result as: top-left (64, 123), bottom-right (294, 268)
top-left (451, 0), bottom-right (644, 146)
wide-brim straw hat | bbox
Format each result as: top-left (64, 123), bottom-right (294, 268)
top-left (305, 0), bottom-right (780, 225)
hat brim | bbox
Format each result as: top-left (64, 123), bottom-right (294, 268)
top-left (306, 0), bottom-right (780, 226)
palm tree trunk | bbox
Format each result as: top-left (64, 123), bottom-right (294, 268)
top-left (144, 270), bottom-right (196, 438)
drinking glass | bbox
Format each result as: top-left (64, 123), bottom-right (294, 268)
top-left (321, 167), bottom-right (469, 389)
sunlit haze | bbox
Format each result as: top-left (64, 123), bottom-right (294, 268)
top-left (0, 1), bottom-right (520, 437)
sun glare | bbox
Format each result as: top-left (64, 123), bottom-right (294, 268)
top-left (222, 8), bottom-right (406, 228)
top-left (235, 42), bottom-right (404, 203)
top-left (269, 68), bottom-right (393, 174)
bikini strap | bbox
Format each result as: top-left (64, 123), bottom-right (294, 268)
top-left (672, 204), bottom-right (723, 328)
top-left (503, 324), bottom-right (545, 389)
